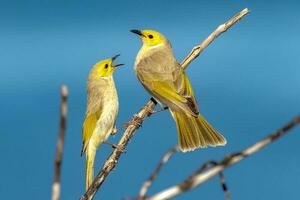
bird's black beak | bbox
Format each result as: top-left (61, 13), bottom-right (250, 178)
top-left (112, 54), bottom-right (120, 61)
top-left (113, 63), bottom-right (124, 68)
top-left (130, 29), bottom-right (145, 37)
top-left (111, 54), bottom-right (124, 68)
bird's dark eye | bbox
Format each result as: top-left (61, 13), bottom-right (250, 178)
top-left (105, 64), bottom-right (108, 69)
top-left (148, 34), bottom-right (153, 39)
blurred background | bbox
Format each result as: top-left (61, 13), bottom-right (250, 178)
top-left (1, 0), bottom-right (299, 199)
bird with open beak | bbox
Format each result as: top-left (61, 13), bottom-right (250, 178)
top-left (81, 55), bottom-right (123, 191)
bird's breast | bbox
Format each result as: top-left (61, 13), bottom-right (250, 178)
top-left (102, 81), bottom-right (119, 117)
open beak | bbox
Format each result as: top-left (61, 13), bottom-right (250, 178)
top-left (112, 54), bottom-right (120, 61)
top-left (111, 54), bottom-right (124, 68)
top-left (130, 29), bottom-right (145, 37)
top-left (113, 63), bottom-right (124, 68)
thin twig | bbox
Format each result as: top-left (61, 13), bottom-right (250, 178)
top-left (80, 8), bottom-right (250, 200)
top-left (137, 153), bottom-right (230, 200)
top-left (51, 85), bottom-right (68, 200)
top-left (146, 115), bottom-right (300, 200)
top-left (136, 146), bottom-right (180, 200)
top-left (181, 8), bottom-right (249, 69)
top-left (184, 160), bottom-right (230, 200)
top-left (219, 169), bottom-right (230, 200)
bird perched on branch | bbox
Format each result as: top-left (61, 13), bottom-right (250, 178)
top-left (131, 29), bottom-right (226, 152)
top-left (81, 55), bottom-right (123, 191)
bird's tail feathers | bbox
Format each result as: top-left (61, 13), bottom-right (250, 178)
top-left (172, 110), bottom-right (226, 152)
top-left (85, 147), bottom-right (96, 192)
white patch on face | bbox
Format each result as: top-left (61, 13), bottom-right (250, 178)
top-left (148, 43), bottom-right (164, 49)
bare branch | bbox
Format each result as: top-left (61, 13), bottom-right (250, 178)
top-left (218, 168), bottom-right (230, 200)
top-left (80, 8), bottom-right (250, 200)
top-left (52, 85), bottom-right (68, 200)
top-left (181, 8), bottom-right (250, 69)
top-left (136, 152), bottom-right (230, 200)
top-left (185, 160), bottom-right (230, 200)
top-left (146, 115), bottom-right (300, 200)
top-left (136, 146), bottom-right (180, 200)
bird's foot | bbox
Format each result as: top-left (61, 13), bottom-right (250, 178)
top-left (103, 141), bottom-right (126, 153)
top-left (111, 125), bottom-right (126, 135)
top-left (112, 115), bottom-right (143, 134)
top-left (147, 106), bottom-right (168, 117)
top-left (111, 127), bottom-right (118, 135)
top-left (148, 97), bottom-right (168, 115)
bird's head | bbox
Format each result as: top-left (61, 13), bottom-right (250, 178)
top-left (93, 54), bottom-right (124, 77)
top-left (130, 29), bottom-right (168, 47)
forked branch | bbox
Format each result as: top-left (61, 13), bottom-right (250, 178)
top-left (137, 155), bottom-right (231, 200)
top-left (136, 146), bottom-right (180, 199)
top-left (146, 115), bottom-right (300, 200)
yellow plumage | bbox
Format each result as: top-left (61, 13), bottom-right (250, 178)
top-left (131, 29), bottom-right (226, 152)
top-left (82, 113), bottom-right (99, 155)
top-left (82, 55), bottom-right (123, 191)
top-left (172, 110), bottom-right (225, 152)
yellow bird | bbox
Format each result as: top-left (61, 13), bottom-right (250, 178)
top-left (81, 55), bottom-right (123, 191)
top-left (131, 29), bottom-right (226, 152)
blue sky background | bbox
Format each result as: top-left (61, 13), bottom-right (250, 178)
top-left (1, 1), bottom-right (300, 199)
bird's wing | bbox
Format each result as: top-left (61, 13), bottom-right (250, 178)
top-left (81, 109), bottom-right (102, 156)
top-left (136, 50), bottom-right (199, 116)
top-left (150, 72), bottom-right (199, 116)
top-left (81, 80), bottom-right (104, 156)
top-left (178, 71), bottom-right (199, 115)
